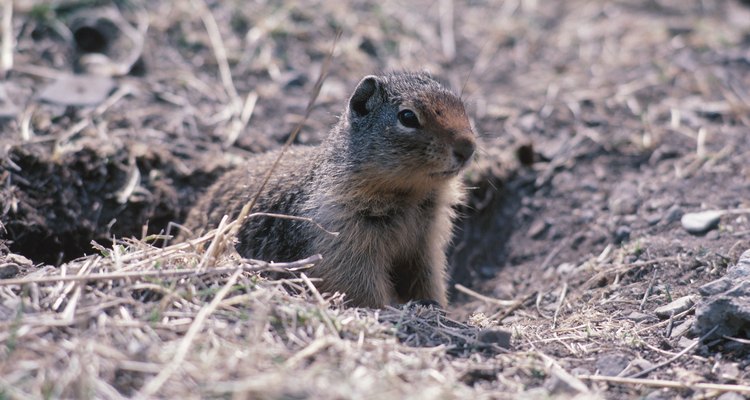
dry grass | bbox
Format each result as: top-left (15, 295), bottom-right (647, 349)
top-left (0, 230), bottom-right (518, 399)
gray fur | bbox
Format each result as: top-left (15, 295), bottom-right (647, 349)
top-left (182, 71), bottom-right (476, 308)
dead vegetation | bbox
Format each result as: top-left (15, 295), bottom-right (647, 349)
top-left (1, 0), bottom-right (750, 398)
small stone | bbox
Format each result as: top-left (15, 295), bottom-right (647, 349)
top-left (677, 337), bottom-right (696, 349)
top-left (544, 366), bottom-right (590, 395)
top-left (681, 210), bottom-right (724, 234)
top-left (699, 277), bottom-right (733, 296)
top-left (627, 311), bottom-right (651, 322)
top-left (0, 264), bottom-right (19, 279)
top-left (654, 295), bottom-right (695, 319)
top-left (527, 219), bottom-right (549, 239)
top-left (717, 392), bottom-right (746, 400)
top-left (609, 182), bottom-right (640, 215)
top-left (664, 205), bottom-right (684, 224)
top-left (39, 74), bottom-right (115, 106)
top-left (7, 254), bottom-right (32, 266)
top-left (644, 389), bottom-right (673, 400)
top-left (718, 362), bottom-right (741, 381)
top-left (477, 328), bottom-right (512, 349)
top-left (556, 262), bottom-right (577, 275)
top-left (595, 352), bottom-right (630, 376)
top-left (694, 280), bottom-right (750, 339)
top-left (0, 84), bottom-right (19, 119)
top-left (669, 317), bottom-right (695, 339)
top-left (731, 249), bottom-right (750, 280)
top-left (646, 214), bottom-right (662, 226)
top-left (630, 358), bottom-right (655, 372)
top-left (613, 226), bottom-right (631, 244)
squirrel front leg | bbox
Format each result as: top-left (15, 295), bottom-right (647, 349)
top-left (391, 250), bottom-right (449, 307)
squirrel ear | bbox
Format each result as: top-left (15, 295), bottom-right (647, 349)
top-left (349, 75), bottom-right (382, 117)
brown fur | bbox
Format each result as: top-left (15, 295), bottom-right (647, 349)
top-left (181, 72), bottom-right (476, 308)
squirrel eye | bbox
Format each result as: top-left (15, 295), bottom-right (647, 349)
top-left (397, 109), bottom-right (420, 128)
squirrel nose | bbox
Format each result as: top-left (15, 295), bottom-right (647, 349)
top-left (452, 138), bottom-right (475, 165)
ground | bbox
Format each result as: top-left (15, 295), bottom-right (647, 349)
top-left (1, 0), bottom-right (750, 398)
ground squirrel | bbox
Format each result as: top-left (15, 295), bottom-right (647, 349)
top-left (182, 71), bottom-right (476, 308)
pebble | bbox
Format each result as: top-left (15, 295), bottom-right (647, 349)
top-left (595, 352), bottom-right (630, 376)
top-left (717, 392), bottom-right (746, 400)
top-left (527, 219), bottom-right (549, 239)
top-left (477, 329), bottom-right (512, 349)
top-left (654, 295), bottom-right (695, 318)
top-left (677, 337), bottom-right (696, 349)
top-left (694, 279), bottom-right (750, 339)
top-left (0, 264), bottom-right (19, 279)
top-left (627, 311), bottom-right (651, 322)
top-left (680, 210), bottom-right (724, 234)
top-left (664, 205), bottom-right (684, 224)
top-left (609, 182), bottom-right (640, 215)
top-left (0, 83), bottom-right (19, 119)
top-left (544, 366), bottom-right (590, 396)
top-left (39, 74), bottom-right (115, 106)
top-left (613, 225), bottom-right (631, 244)
top-left (669, 317), bottom-right (694, 339)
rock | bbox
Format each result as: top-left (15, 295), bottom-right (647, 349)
top-left (644, 389), bottom-right (673, 400)
top-left (39, 74), bottom-right (116, 107)
top-left (654, 295), bottom-right (695, 318)
top-left (609, 182), bottom-right (640, 215)
top-left (646, 214), bottom-right (662, 226)
top-left (0, 264), bottom-right (19, 279)
top-left (717, 392), bottom-right (745, 400)
top-left (669, 317), bottom-right (694, 339)
top-left (477, 328), bottom-right (512, 349)
top-left (0, 84), bottom-right (19, 119)
top-left (664, 205), bottom-right (684, 224)
top-left (528, 219), bottom-right (549, 239)
top-left (677, 337), bottom-right (696, 349)
top-left (627, 311), bottom-right (651, 322)
top-left (695, 280), bottom-right (750, 339)
top-left (699, 277), bottom-right (734, 297)
top-left (681, 210), bottom-right (724, 234)
top-left (544, 365), bottom-right (590, 396)
top-left (613, 225), bottom-right (631, 244)
top-left (694, 249), bottom-right (750, 339)
top-left (595, 352), bottom-right (630, 376)
top-left (700, 250), bottom-right (750, 297)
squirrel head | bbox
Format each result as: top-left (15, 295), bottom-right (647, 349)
top-left (336, 72), bottom-right (476, 195)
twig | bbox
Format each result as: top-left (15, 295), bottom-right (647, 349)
top-left (535, 291), bottom-right (552, 320)
top-left (628, 326), bottom-right (718, 379)
top-left (581, 257), bottom-right (677, 290)
top-left (223, 90), bottom-right (258, 148)
top-left (540, 237), bottom-right (569, 270)
top-left (551, 282), bottom-right (568, 329)
top-left (191, 0), bottom-right (239, 104)
top-left (639, 269), bottom-right (658, 311)
top-left (138, 269), bottom-right (243, 397)
top-left (488, 291), bottom-right (537, 322)
top-left (579, 375), bottom-right (750, 394)
top-left (197, 215), bottom-right (231, 270)
top-left (454, 283), bottom-right (517, 307)
top-left (300, 272), bottom-right (338, 335)
top-left (637, 306), bottom-right (694, 334)
top-left (0, 255), bottom-right (322, 286)
top-left (439, 0), bottom-right (455, 61)
top-left (246, 212), bottom-right (339, 236)
top-left (1, 0), bottom-right (13, 77)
